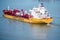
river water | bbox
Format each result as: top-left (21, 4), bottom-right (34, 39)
top-left (0, 0), bottom-right (60, 40)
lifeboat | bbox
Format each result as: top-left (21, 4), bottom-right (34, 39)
top-left (3, 3), bottom-right (53, 24)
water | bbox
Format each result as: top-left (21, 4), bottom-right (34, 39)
top-left (0, 0), bottom-right (60, 40)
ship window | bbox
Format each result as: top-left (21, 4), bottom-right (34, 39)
top-left (45, 11), bottom-right (47, 12)
top-left (44, 13), bottom-right (46, 14)
top-left (45, 11), bottom-right (47, 14)
top-left (36, 11), bottom-right (40, 13)
top-left (41, 13), bottom-right (42, 15)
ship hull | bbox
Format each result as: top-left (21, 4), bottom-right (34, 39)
top-left (4, 14), bottom-right (53, 24)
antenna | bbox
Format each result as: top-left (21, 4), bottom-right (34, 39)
top-left (8, 6), bottom-right (10, 10)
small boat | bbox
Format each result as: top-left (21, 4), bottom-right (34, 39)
top-left (3, 3), bottom-right (53, 24)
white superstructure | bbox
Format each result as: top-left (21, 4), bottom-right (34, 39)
top-left (29, 3), bottom-right (50, 19)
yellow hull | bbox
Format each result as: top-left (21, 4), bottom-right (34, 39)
top-left (4, 14), bottom-right (53, 24)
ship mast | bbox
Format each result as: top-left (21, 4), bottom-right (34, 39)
top-left (8, 6), bottom-right (10, 10)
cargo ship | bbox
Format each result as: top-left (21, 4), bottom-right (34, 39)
top-left (3, 3), bottom-right (53, 24)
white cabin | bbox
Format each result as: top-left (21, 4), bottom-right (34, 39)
top-left (29, 3), bottom-right (50, 19)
